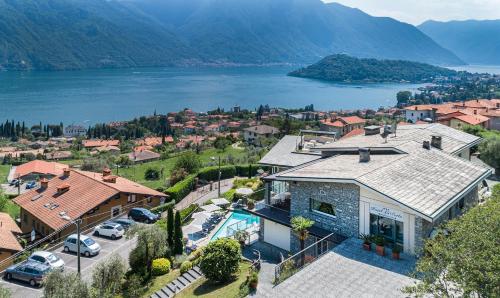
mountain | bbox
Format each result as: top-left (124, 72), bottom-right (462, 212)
top-left (418, 20), bottom-right (500, 65)
top-left (0, 0), bottom-right (463, 70)
top-left (288, 54), bottom-right (457, 83)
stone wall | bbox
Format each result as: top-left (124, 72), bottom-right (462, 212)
top-left (414, 185), bottom-right (479, 254)
top-left (288, 181), bottom-right (360, 252)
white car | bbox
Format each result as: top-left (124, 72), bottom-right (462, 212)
top-left (28, 251), bottom-right (65, 271)
top-left (93, 222), bottom-right (124, 240)
top-left (63, 234), bottom-right (101, 257)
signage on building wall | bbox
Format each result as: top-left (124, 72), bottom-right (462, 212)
top-left (369, 204), bottom-right (404, 221)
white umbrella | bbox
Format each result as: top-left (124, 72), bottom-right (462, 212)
top-left (236, 187), bottom-right (253, 196)
top-left (201, 204), bottom-right (221, 212)
top-left (183, 223), bottom-right (203, 235)
top-left (192, 211), bottom-right (212, 221)
top-left (212, 198), bottom-right (230, 206)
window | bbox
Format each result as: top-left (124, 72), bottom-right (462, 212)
top-left (128, 194), bottom-right (136, 203)
top-left (370, 214), bottom-right (404, 248)
top-left (310, 198), bottom-right (336, 217)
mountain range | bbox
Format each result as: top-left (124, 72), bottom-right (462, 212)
top-left (0, 0), bottom-right (466, 70)
top-left (418, 20), bottom-right (500, 65)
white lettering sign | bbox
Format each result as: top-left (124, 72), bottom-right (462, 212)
top-left (369, 205), bottom-right (404, 221)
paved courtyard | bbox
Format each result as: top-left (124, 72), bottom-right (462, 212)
top-left (255, 238), bottom-right (418, 298)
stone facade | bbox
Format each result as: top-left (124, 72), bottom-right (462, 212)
top-left (414, 186), bottom-right (479, 254)
top-left (289, 181), bottom-right (360, 252)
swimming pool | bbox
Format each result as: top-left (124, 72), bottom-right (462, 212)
top-left (211, 210), bottom-right (260, 240)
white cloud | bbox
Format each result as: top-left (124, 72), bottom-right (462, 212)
top-left (324, 0), bottom-right (500, 25)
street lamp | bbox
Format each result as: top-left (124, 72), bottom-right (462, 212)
top-left (211, 156), bottom-right (221, 197)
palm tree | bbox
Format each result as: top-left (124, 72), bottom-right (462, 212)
top-left (291, 216), bottom-right (314, 266)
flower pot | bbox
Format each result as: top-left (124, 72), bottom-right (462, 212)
top-left (376, 245), bottom-right (385, 256)
top-left (249, 281), bottom-right (258, 289)
top-left (362, 243), bottom-right (371, 251)
top-left (392, 251), bottom-right (400, 260)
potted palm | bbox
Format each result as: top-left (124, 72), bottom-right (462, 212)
top-left (360, 234), bottom-right (372, 251)
top-left (374, 235), bottom-right (385, 256)
top-left (392, 245), bottom-right (401, 260)
top-left (291, 216), bottom-right (314, 266)
top-left (235, 230), bottom-right (249, 247)
top-left (247, 199), bottom-right (255, 210)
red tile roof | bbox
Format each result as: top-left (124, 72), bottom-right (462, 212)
top-left (14, 160), bottom-right (67, 179)
top-left (341, 128), bottom-right (365, 139)
top-left (83, 139), bottom-right (120, 148)
top-left (340, 116), bottom-right (366, 125)
top-left (452, 114), bottom-right (490, 125)
top-left (14, 170), bottom-right (167, 230)
top-left (0, 212), bottom-right (22, 252)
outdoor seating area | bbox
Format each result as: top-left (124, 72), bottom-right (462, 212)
top-left (184, 209), bottom-right (226, 251)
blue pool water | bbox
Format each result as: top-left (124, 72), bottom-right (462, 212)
top-left (211, 210), bottom-right (260, 240)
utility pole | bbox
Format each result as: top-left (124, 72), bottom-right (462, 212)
top-left (76, 219), bottom-right (82, 275)
top-left (218, 155), bottom-right (221, 198)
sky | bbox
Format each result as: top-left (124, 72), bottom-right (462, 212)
top-left (324, 0), bottom-right (500, 25)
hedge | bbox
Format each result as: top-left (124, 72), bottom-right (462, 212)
top-left (235, 164), bottom-right (270, 177)
top-left (150, 199), bottom-right (175, 214)
top-left (165, 174), bottom-right (197, 203)
top-left (180, 204), bottom-right (199, 223)
top-left (197, 165), bottom-right (236, 181)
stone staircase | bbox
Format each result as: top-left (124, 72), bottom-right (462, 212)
top-left (150, 266), bottom-right (203, 298)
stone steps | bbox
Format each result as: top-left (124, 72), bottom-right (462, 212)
top-left (150, 266), bottom-right (204, 298)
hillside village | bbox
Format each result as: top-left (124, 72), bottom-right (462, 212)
top-left (0, 99), bottom-right (499, 298)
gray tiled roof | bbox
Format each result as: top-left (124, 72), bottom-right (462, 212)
top-left (258, 135), bottom-right (322, 168)
top-left (243, 125), bottom-right (279, 135)
top-left (270, 140), bottom-right (492, 219)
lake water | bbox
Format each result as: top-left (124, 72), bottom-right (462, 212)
top-left (0, 66), bottom-right (425, 125)
top-left (448, 64), bottom-right (500, 74)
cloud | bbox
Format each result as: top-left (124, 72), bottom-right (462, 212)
top-left (324, 0), bottom-right (500, 25)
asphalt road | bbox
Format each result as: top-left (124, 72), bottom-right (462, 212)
top-left (0, 230), bottom-right (137, 298)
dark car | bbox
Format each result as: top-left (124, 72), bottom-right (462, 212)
top-left (107, 218), bottom-right (136, 230)
top-left (5, 261), bottom-right (51, 287)
top-left (127, 208), bottom-right (158, 223)
top-left (26, 181), bottom-right (37, 189)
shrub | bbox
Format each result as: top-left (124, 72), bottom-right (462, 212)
top-left (187, 248), bottom-right (203, 265)
top-left (173, 151), bottom-right (202, 174)
top-left (145, 168), bottom-right (160, 180)
top-left (200, 238), bottom-right (241, 283)
top-left (123, 274), bottom-right (143, 298)
top-left (197, 165), bottom-right (236, 181)
top-left (170, 168), bottom-right (188, 185)
top-left (150, 200), bottom-right (175, 214)
top-left (173, 254), bottom-right (188, 269)
top-left (180, 204), bottom-right (198, 222)
top-left (151, 258), bottom-right (171, 276)
top-left (180, 261), bottom-right (193, 274)
top-left (223, 189), bottom-right (236, 201)
top-left (166, 174), bottom-right (197, 203)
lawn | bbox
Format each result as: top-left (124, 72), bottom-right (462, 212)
top-left (141, 269), bottom-right (181, 298)
top-left (1, 198), bottom-right (20, 219)
top-left (114, 147), bottom-right (249, 189)
top-left (0, 164), bottom-right (11, 183)
top-left (176, 261), bottom-right (252, 298)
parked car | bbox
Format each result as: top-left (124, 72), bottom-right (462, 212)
top-left (107, 218), bottom-right (136, 230)
top-left (28, 251), bottom-right (65, 271)
top-left (25, 181), bottom-right (37, 189)
top-left (93, 222), bottom-right (124, 239)
top-left (63, 234), bottom-right (101, 257)
top-left (128, 208), bottom-right (159, 223)
top-left (5, 261), bottom-right (51, 287)
top-left (9, 179), bottom-right (19, 186)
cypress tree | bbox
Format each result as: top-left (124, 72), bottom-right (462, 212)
top-left (167, 207), bottom-right (174, 248)
top-left (173, 210), bottom-right (183, 255)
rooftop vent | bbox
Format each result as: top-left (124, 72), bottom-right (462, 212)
top-left (56, 183), bottom-right (70, 193)
top-left (431, 135), bottom-right (442, 150)
top-left (364, 125), bottom-right (380, 136)
top-left (359, 148), bottom-right (370, 163)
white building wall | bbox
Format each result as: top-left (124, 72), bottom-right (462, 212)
top-left (263, 219), bottom-right (291, 251)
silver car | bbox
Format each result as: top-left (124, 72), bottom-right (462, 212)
top-left (28, 251), bottom-right (65, 271)
top-left (63, 234), bottom-right (101, 257)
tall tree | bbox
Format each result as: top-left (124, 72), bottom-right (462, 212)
top-left (173, 210), bottom-right (183, 255)
top-left (167, 207), bottom-right (174, 247)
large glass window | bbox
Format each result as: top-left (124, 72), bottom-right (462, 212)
top-left (370, 214), bottom-right (404, 248)
top-left (310, 198), bottom-right (336, 217)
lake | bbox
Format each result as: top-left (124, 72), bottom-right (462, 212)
top-left (0, 66), bottom-right (425, 125)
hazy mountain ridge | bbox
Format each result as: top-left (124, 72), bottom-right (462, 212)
top-left (418, 19), bottom-right (500, 65)
top-left (0, 0), bottom-right (463, 70)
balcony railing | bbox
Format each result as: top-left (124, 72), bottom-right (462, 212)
top-left (251, 201), bottom-right (291, 226)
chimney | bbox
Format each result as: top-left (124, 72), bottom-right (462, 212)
top-left (103, 175), bottom-right (117, 183)
top-left (423, 140), bottom-right (430, 150)
top-left (474, 110), bottom-right (477, 115)
top-left (40, 178), bottom-right (49, 189)
top-left (63, 168), bottom-right (70, 178)
top-left (431, 135), bottom-right (442, 150)
top-left (103, 168), bottom-right (111, 177)
top-left (415, 106), bottom-right (418, 111)
top-left (57, 183), bottom-right (70, 193)
top-left (359, 148), bottom-right (370, 163)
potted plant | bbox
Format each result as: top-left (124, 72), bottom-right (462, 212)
top-left (235, 230), bottom-right (249, 247)
top-left (247, 199), bottom-right (255, 210)
top-left (374, 235), bottom-right (385, 256)
top-left (248, 271), bottom-right (259, 290)
top-left (359, 234), bottom-right (372, 251)
top-left (392, 245), bottom-right (401, 260)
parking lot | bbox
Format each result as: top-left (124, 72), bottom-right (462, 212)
top-left (0, 230), bottom-right (137, 298)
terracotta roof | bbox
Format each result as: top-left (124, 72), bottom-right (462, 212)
top-left (0, 212), bottom-right (22, 252)
top-left (452, 114), bottom-right (490, 125)
top-left (405, 105), bottom-right (435, 111)
top-left (14, 160), bottom-right (67, 178)
top-left (14, 170), bottom-right (166, 230)
top-left (340, 116), bottom-right (366, 125)
top-left (321, 119), bottom-right (345, 127)
top-left (83, 139), bottom-right (120, 148)
top-left (341, 128), bottom-right (365, 139)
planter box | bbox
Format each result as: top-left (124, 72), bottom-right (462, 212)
top-left (376, 245), bottom-right (385, 256)
top-left (363, 243), bottom-right (371, 251)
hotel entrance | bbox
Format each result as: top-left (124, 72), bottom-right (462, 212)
top-left (370, 214), bottom-right (404, 249)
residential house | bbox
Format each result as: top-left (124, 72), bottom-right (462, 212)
top-left (64, 125), bottom-right (87, 137)
top-left (45, 151), bottom-right (73, 161)
top-left (251, 123), bottom-right (490, 255)
top-left (128, 149), bottom-right (161, 163)
top-left (0, 212), bottom-right (22, 270)
top-left (404, 105), bottom-right (436, 123)
top-left (243, 125), bottom-right (280, 145)
top-left (91, 145), bottom-right (121, 155)
top-left (13, 160), bottom-right (67, 181)
top-left (184, 125), bottom-right (197, 134)
top-left (449, 114), bottom-right (490, 129)
top-left (13, 169), bottom-right (168, 238)
top-left (319, 116), bottom-right (366, 137)
top-left (82, 139), bottom-right (120, 149)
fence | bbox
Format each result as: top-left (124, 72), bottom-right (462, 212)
top-left (273, 233), bottom-right (335, 285)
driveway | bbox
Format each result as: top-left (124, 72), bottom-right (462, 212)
top-left (0, 229), bottom-right (137, 297)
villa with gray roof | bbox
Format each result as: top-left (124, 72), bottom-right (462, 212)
top-left (251, 123), bottom-right (491, 255)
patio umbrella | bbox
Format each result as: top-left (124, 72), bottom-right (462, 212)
top-left (236, 187), bottom-right (253, 196)
top-left (212, 198), bottom-right (230, 206)
top-left (200, 204), bottom-right (221, 212)
top-left (183, 223), bottom-right (203, 235)
top-left (192, 211), bottom-right (212, 221)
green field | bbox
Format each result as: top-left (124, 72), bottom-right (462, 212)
top-left (0, 164), bottom-right (10, 183)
